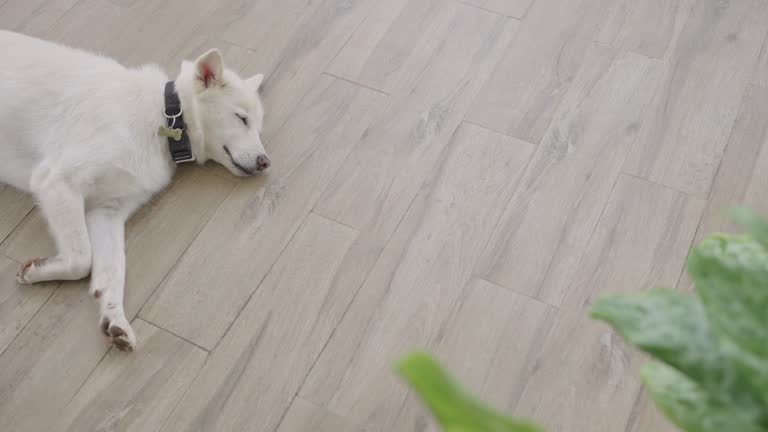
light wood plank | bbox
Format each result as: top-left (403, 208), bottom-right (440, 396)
top-left (563, 174), bottom-right (704, 309)
top-left (314, 102), bottom-right (463, 231)
top-left (679, 84), bottom-right (768, 291)
top-left (753, 34), bottom-right (768, 87)
top-left (626, 390), bottom-right (678, 432)
top-left (217, 0), bottom-right (374, 137)
top-left (391, 278), bottom-right (557, 431)
top-left (328, 0), bottom-right (517, 108)
top-left (695, 84), bottom-right (768, 235)
top-left (0, 168), bottom-right (233, 432)
top-left (512, 175), bottom-right (704, 431)
top-left (54, 319), bottom-right (207, 432)
top-left (475, 48), bottom-right (663, 306)
top-left (0, 184), bottom-right (33, 245)
top-left (44, 0), bottom-right (259, 75)
top-left (465, 0), bottom-right (614, 143)
top-left (597, 0), bottom-right (694, 58)
top-left (323, 0), bottom-right (410, 84)
top-left (0, 255), bottom-right (55, 355)
top-left (41, 0), bottom-right (142, 62)
top-left (513, 308), bottom-right (642, 432)
top-left (277, 397), bottom-right (364, 432)
top-left (622, 0), bottom-right (768, 195)
top-left (0, 0), bottom-right (79, 37)
top-left (42, 0), bottom-right (256, 74)
top-left (102, 1), bottom-right (239, 70)
top-left (461, 0), bottom-right (532, 18)
top-left (300, 123), bottom-right (534, 431)
top-left (141, 77), bottom-right (385, 349)
top-left (0, 207), bottom-right (54, 263)
top-left (317, 2), bottom-right (518, 233)
top-left (159, 214), bottom-right (357, 432)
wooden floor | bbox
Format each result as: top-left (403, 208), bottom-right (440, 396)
top-left (1, 0), bottom-right (767, 430)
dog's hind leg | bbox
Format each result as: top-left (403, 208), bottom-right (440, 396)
top-left (87, 206), bottom-right (135, 352)
top-left (18, 176), bottom-right (92, 283)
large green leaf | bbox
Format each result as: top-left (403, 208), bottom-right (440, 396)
top-left (642, 362), bottom-right (766, 432)
top-left (730, 207), bottom-right (768, 249)
top-left (689, 234), bottom-right (768, 399)
top-left (590, 288), bottom-right (732, 392)
top-left (396, 352), bottom-right (543, 432)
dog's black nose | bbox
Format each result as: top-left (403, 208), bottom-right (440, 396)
top-left (256, 154), bottom-right (271, 171)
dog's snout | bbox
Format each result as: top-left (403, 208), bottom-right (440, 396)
top-left (256, 154), bottom-right (271, 172)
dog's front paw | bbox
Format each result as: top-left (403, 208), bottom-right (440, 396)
top-left (99, 313), bottom-right (136, 352)
top-left (16, 258), bottom-right (47, 284)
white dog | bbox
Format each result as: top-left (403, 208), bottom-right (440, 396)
top-left (0, 31), bottom-right (269, 351)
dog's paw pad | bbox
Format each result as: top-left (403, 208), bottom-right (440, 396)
top-left (99, 316), bottom-right (136, 352)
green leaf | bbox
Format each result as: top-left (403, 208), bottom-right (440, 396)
top-left (642, 362), bottom-right (766, 432)
top-left (590, 289), bottom-right (731, 392)
top-left (396, 352), bottom-right (543, 432)
top-left (689, 234), bottom-right (768, 399)
top-left (730, 207), bottom-right (768, 249)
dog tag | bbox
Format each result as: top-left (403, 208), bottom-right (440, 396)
top-left (157, 125), bottom-right (183, 141)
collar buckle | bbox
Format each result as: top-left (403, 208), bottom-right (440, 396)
top-left (163, 107), bottom-right (183, 129)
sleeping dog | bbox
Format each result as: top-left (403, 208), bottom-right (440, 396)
top-left (0, 31), bottom-right (269, 351)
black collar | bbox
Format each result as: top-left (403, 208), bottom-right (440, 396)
top-left (163, 81), bottom-right (195, 163)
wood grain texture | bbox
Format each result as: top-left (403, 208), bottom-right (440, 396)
top-left (679, 84), bottom-right (768, 291)
top-left (300, 123), bottom-right (534, 431)
top-left (276, 397), bottom-right (365, 432)
top-left (0, 168), bottom-right (232, 432)
top-left (0, 0), bottom-right (79, 36)
top-left (141, 77), bottom-right (385, 349)
top-left (0, 255), bottom-right (55, 355)
top-left (562, 174), bottom-right (704, 309)
top-left (626, 390), bottom-right (679, 432)
top-left (314, 101), bottom-right (463, 232)
top-left (461, 0), bottom-right (533, 18)
top-left (0, 184), bottom-right (33, 245)
top-left (317, 1), bottom-right (518, 238)
top-left (597, 0), bottom-right (694, 58)
top-left (476, 48), bottom-right (663, 306)
top-left (391, 278), bottom-right (557, 432)
top-left (214, 0), bottom-right (373, 137)
top-left (0, 207), bottom-right (56, 264)
top-left (465, 0), bottom-right (614, 143)
top-left (42, 0), bottom-right (143, 62)
top-left (160, 214), bottom-right (357, 432)
top-left (753, 34), bottom-right (768, 87)
top-left (623, 0), bottom-right (768, 195)
top-left (695, 84), bottom-right (768, 234)
top-left (54, 319), bottom-right (207, 432)
top-left (513, 308), bottom-right (643, 432)
top-left (328, 0), bottom-right (517, 107)
top-left (512, 175), bottom-right (704, 431)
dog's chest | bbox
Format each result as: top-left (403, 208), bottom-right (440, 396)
top-left (85, 157), bottom-right (174, 207)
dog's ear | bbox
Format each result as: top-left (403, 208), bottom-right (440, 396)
top-left (195, 49), bottom-right (224, 89)
top-left (246, 74), bottom-right (264, 93)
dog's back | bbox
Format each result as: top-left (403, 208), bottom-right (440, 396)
top-left (0, 31), bottom-right (169, 192)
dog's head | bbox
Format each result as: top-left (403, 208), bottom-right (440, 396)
top-left (182, 49), bottom-right (269, 176)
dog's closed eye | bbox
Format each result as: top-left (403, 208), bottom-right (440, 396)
top-left (235, 113), bottom-right (248, 127)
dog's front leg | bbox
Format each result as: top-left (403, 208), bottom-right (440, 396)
top-left (87, 207), bottom-right (135, 352)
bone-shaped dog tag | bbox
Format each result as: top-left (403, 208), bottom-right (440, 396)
top-left (157, 125), bottom-right (183, 141)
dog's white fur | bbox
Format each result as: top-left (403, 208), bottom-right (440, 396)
top-left (0, 31), bottom-right (269, 351)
